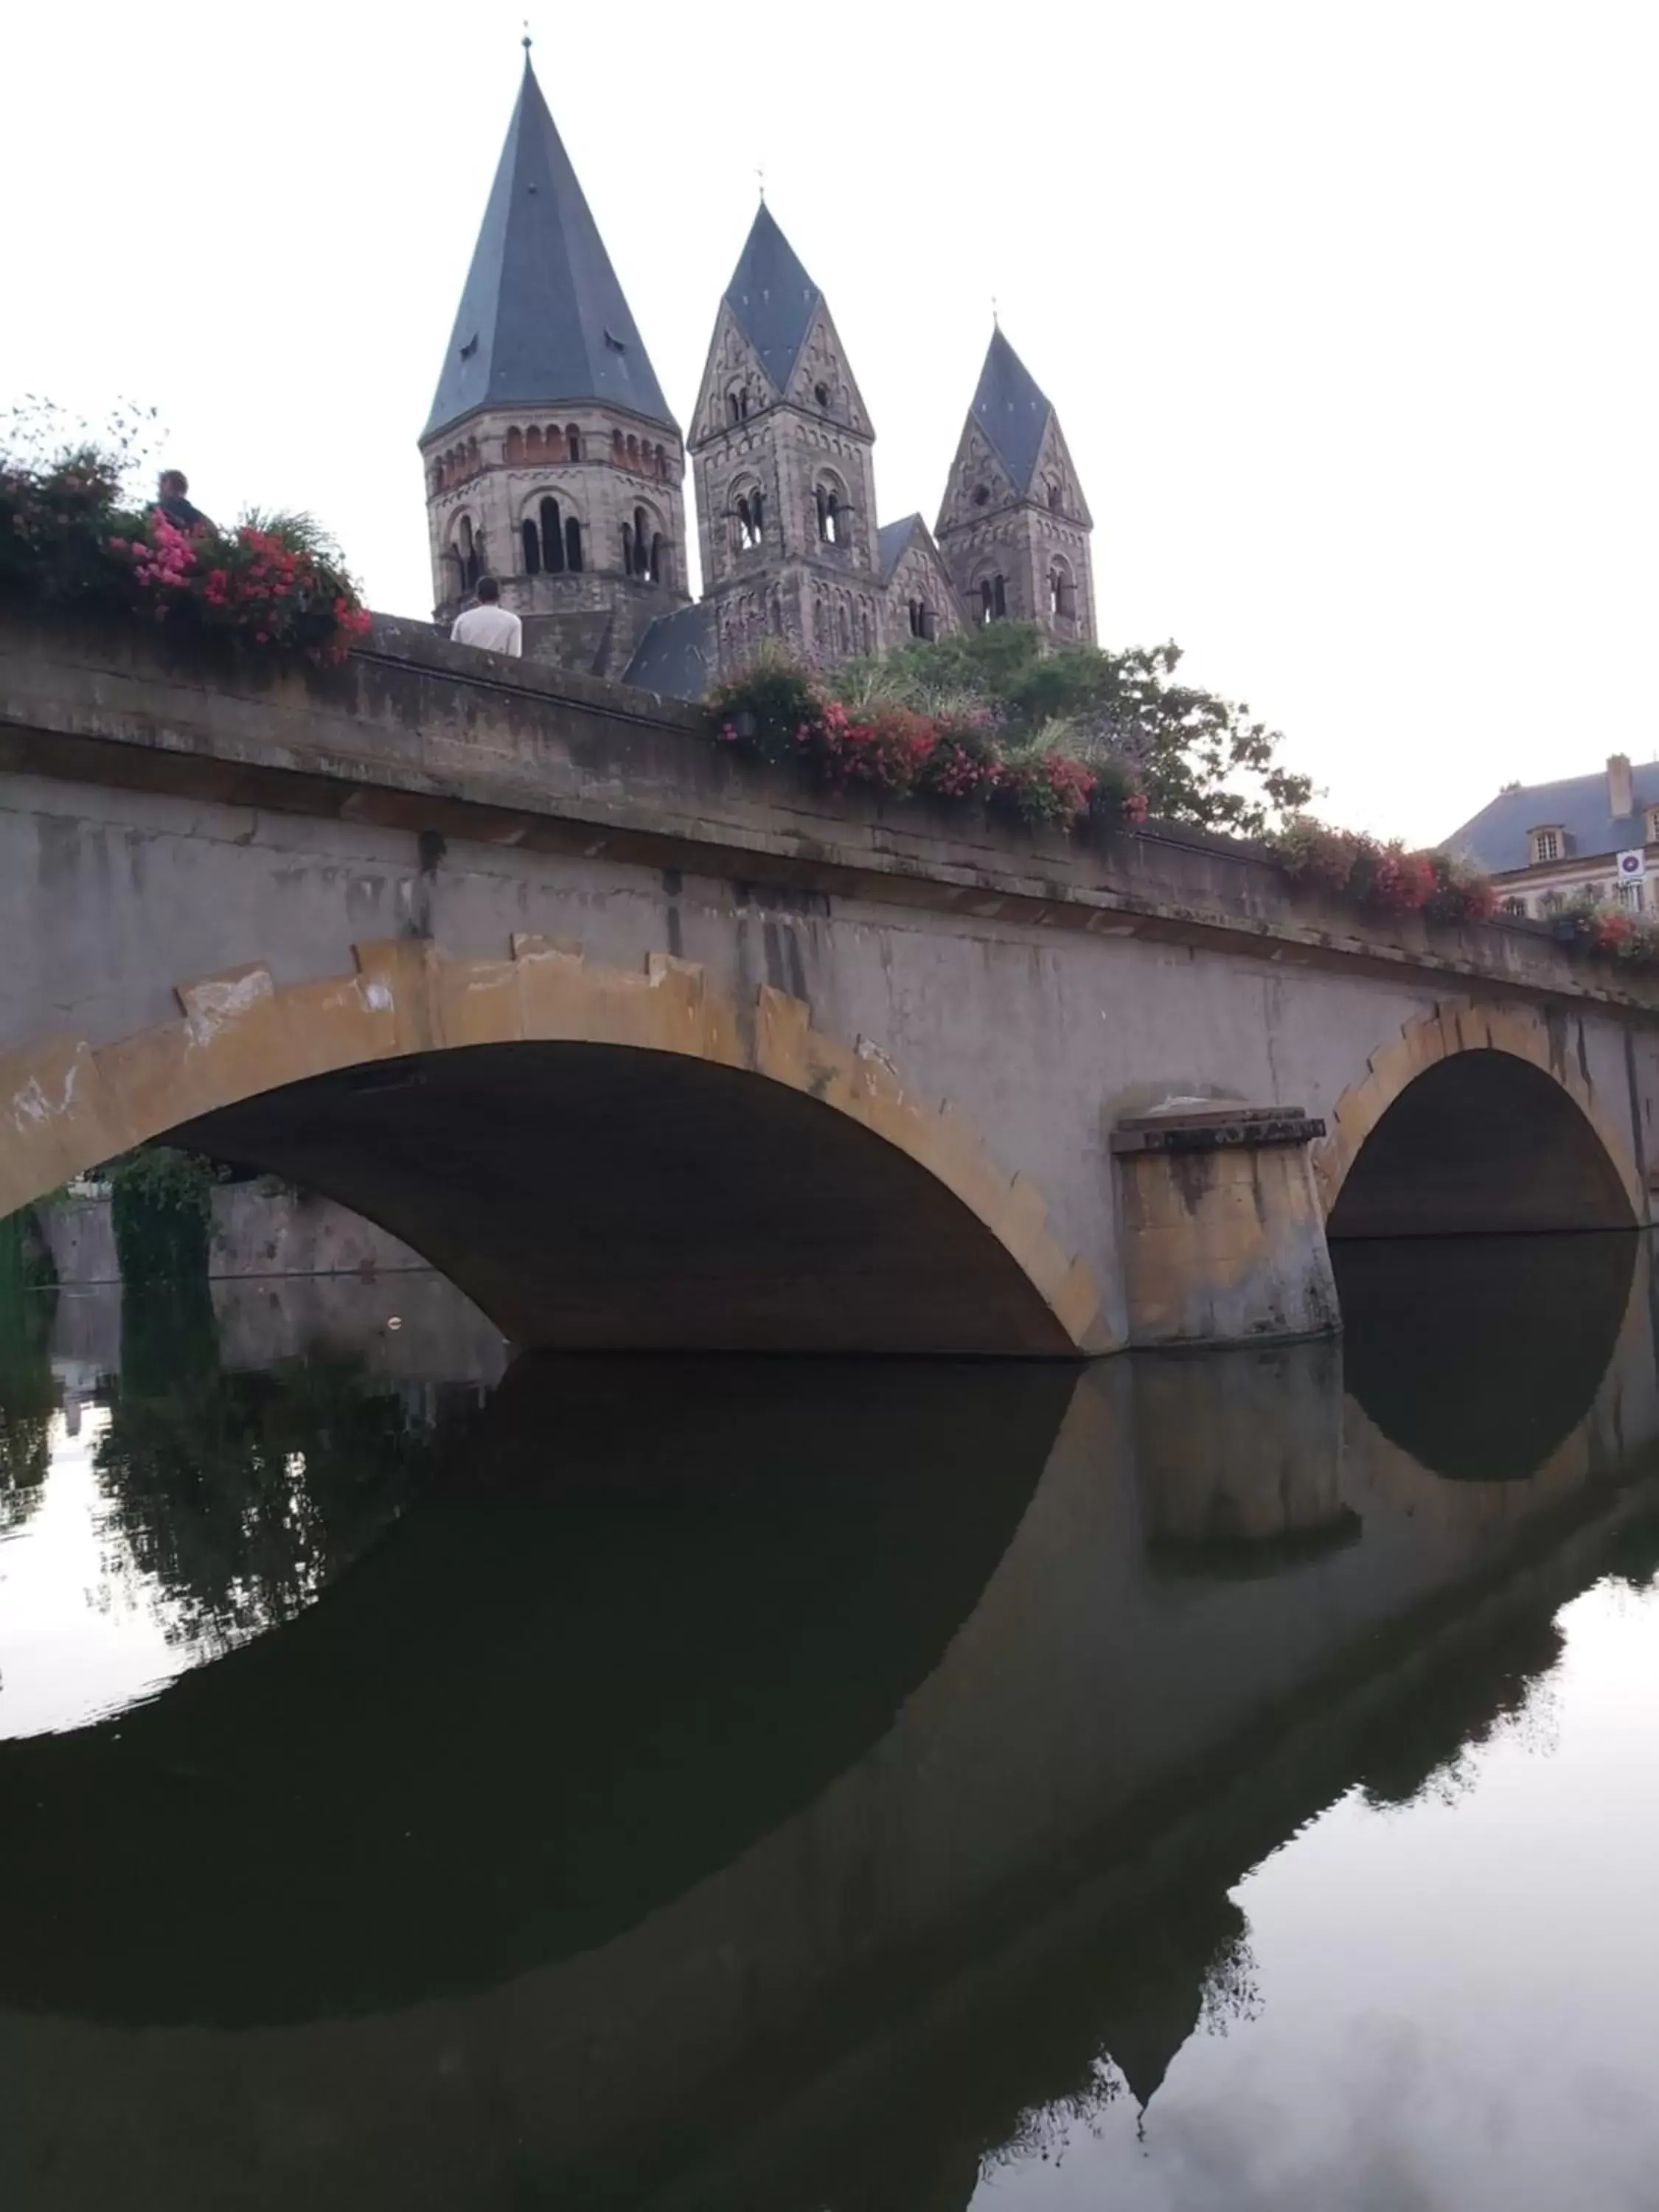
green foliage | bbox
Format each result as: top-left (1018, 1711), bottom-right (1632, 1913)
top-left (105, 1146), bottom-right (222, 1287)
top-left (705, 637), bottom-right (822, 765)
top-left (0, 1208), bottom-right (59, 1531)
top-left (0, 399), bottom-right (372, 661)
top-left (94, 1352), bottom-right (437, 1650)
top-left (838, 623), bottom-right (1312, 838)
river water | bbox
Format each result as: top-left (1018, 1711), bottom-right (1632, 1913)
top-left (1, 1234), bottom-right (1658, 2210)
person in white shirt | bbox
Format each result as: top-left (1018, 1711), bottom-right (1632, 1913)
top-left (450, 574), bottom-right (523, 657)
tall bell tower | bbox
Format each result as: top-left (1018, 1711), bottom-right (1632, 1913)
top-left (420, 46), bottom-right (689, 675)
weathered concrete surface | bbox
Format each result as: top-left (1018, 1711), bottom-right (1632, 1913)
top-left (2, 608), bottom-right (1657, 1351)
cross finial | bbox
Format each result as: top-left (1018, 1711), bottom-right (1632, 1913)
top-left (522, 18), bottom-right (532, 56)
top-left (757, 166), bottom-right (766, 204)
top-left (992, 294), bottom-right (1000, 330)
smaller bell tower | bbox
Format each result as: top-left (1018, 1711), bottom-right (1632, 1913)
top-left (688, 204), bottom-right (883, 672)
top-left (936, 328), bottom-right (1096, 646)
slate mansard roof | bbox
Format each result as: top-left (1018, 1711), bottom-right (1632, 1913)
top-left (1444, 763), bottom-right (1659, 873)
top-left (721, 204), bottom-right (824, 395)
top-left (970, 327), bottom-right (1056, 495)
top-left (424, 56), bottom-right (674, 442)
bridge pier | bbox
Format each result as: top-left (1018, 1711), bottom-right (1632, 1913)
top-left (1112, 1103), bottom-right (1340, 1348)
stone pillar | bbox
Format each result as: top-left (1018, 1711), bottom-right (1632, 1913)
top-left (1112, 1102), bottom-right (1340, 1348)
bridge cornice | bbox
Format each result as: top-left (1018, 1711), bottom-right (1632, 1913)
top-left (2, 605), bottom-right (1655, 1020)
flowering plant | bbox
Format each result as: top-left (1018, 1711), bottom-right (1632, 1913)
top-left (706, 644), bottom-right (1150, 835)
top-left (99, 507), bottom-right (373, 661)
top-left (1, 408), bottom-right (372, 664)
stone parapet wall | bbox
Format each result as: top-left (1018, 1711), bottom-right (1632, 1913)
top-left (1, 605), bottom-right (1653, 1020)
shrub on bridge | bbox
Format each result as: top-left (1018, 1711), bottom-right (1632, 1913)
top-left (1270, 818), bottom-right (1497, 926)
top-left (0, 417), bottom-right (372, 664)
top-left (705, 647), bottom-right (1150, 835)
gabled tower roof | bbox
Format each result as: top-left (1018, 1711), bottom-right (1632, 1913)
top-left (970, 327), bottom-right (1056, 496)
top-left (722, 204), bottom-right (823, 395)
top-left (423, 55), bottom-right (673, 442)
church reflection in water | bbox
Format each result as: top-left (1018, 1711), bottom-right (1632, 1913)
top-left (0, 1229), bottom-right (1655, 2208)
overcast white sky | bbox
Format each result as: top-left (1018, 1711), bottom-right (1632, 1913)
top-left (4, 0), bottom-right (1655, 844)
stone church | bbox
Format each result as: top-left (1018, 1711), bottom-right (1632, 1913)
top-left (422, 51), bottom-right (1096, 699)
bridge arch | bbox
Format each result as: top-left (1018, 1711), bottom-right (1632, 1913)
top-left (0, 937), bottom-right (1105, 1356)
top-left (1318, 1001), bottom-right (1643, 1239)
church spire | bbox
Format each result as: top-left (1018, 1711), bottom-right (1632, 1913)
top-left (719, 203), bottom-right (824, 400)
top-left (968, 326), bottom-right (1056, 498)
top-left (424, 54), bottom-right (674, 441)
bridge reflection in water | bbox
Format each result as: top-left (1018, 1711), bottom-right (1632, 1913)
top-left (0, 1232), bottom-right (1655, 2208)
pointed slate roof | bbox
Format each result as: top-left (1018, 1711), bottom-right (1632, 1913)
top-left (424, 56), bottom-right (673, 442)
top-left (877, 515), bottom-right (923, 584)
top-left (970, 327), bottom-right (1056, 495)
top-left (723, 204), bottom-right (823, 396)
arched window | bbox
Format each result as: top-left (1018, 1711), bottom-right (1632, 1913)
top-left (1047, 479), bottom-right (1062, 512)
top-left (650, 532), bottom-right (664, 585)
top-left (521, 518), bottom-right (540, 575)
top-left (626, 434), bottom-right (639, 465)
top-left (622, 521), bottom-right (633, 574)
top-left (1048, 563), bottom-right (1076, 621)
top-left (566, 515), bottom-right (583, 571)
top-left (814, 380), bottom-right (830, 408)
top-left (815, 481), bottom-right (845, 545)
top-left (978, 574), bottom-right (1006, 625)
top-left (860, 606), bottom-right (873, 653)
top-left (566, 425), bottom-right (581, 461)
top-left (769, 588), bottom-right (783, 635)
top-left (612, 429), bottom-right (626, 459)
top-left (734, 484), bottom-right (765, 551)
top-left (454, 515), bottom-right (481, 594)
top-left (506, 428), bottom-right (525, 465)
top-left (727, 384), bottom-right (750, 423)
top-left (524, 426), bottom-right (541, 460)
top-left (540, 496), bottom-right (566, 572)
top-left (837, 604), bottom-right (851, 653)
top-left (908, 597), bottom-right (932, 639)
top-left (633, 506), bottom-right (651, 577)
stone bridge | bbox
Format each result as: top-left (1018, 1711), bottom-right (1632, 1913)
top-left (2, 607), bottom-right (1655, 1353)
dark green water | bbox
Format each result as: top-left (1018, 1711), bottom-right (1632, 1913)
top-left (2, 1234), bottom-right (1658, 2210)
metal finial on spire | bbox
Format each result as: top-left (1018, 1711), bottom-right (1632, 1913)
top-left (992, 294), bottom-right (1000, 329)
top-left (522, 18), bottom-right (532, 55)
top-left (757, 166), bottom-right (766, 204)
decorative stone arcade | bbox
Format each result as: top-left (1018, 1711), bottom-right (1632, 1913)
top-left (1, 608), bottom-right (1655, 1356)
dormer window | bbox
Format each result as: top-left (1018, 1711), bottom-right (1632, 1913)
top-left (1530, 827), bottom-right (1563, 865)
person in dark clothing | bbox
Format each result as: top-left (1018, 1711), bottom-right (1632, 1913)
top-left (155, 470), bottom-right (210, 533)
